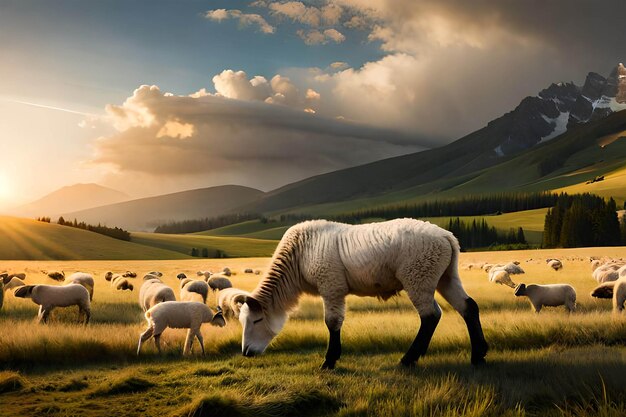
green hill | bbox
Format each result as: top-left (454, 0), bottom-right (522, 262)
top-left (0, 216), bottom-right (189, 260)
top-left (131, 232), bottom-right (278, 258)
top-left (196, 219), bottom-right (293, 240)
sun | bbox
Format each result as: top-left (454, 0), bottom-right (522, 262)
top-left (0, 173), bottom-right (14, 202)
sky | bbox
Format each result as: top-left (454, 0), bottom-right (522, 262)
top-left (1, 0), bottom-right (625, 206)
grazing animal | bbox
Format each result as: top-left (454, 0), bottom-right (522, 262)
top-left (593, 263), bottom-right (623, 283)
top-left (47, 271), bottom-right (65, 282)
top-left (244, 268), bottom-right (254, 274)
top-left (218, 288), bottom-right (251, 319)
top-left (590, 278), bottom-right (626, 313)
top-left (222, 267), bottom-right (232, 277)
top-left (4, 277), bottom-right (26, 291)
top-left (139, 276), bottom-right (176, 312)
top-left (180, 278), bottom-right (210, 303)
top-left (65, 272), bottom-right (95, 300)
top-left (137, 302), bottom-right (225, 355)
top-left (14, 284), bottom-right (91, 324)
top-left (488, 269), bottom-right (516, 288)
top-left (176, 273), bottom-right (187, 280)
top-left (112, 275), bottom-right (134, 291)
top-left (207, 275), bottom-right (232, 292)
top-left (239, 219), bottom-right (488, 369)
top-left (122, 271), bottom-right (137, 278)
top-left (514, 283), bottom-right (576, 313)
top-left (546, 259), bottom-right (563, 271)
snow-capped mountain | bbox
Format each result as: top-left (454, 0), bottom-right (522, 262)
top-left (495, 63), bottom-right (626, 156)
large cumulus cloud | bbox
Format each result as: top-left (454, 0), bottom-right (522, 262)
top-left (92, 82), bottom-right (430, 194)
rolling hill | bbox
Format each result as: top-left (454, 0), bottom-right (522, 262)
top-left (63, 185), bottom-right (264, 231)
top-left (0, 216), bottom-right (189, 260)
top-left (10, 183), bottom-right (129, 218)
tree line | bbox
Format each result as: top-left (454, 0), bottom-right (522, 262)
top-left (542, 193), bottom-right (624, 248)
top-left (445, 218), bottom-right (527, 250)
top-left (55, 217), bottom-right (131, 241)
top-left (154, 213), bottom-right (259, 234)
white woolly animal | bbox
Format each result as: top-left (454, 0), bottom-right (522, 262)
top-left (218, 287), bottom-right (251, 319)
top-left (502, 263), bottom-right (525, 275)
top-left (207, 275), bottom-right (232, 292)
top-left (65, 272), bottom-right (95, 300)
top-left (47, 271), bottom-right (65, 282)
top-left (139, 276), bottom-right (176, 312)
top-left (14, 284), bottom-right (91, 324)
top-left (593, 263), bottom-right (623, 283)
top-left (112, 275), bottom-right (134, 291)
top-left (590, 277), bottom-right (626, 313)
top-left (488, 269), bottom-right (516, 288)
top-left (546, 259), bottom-right (563, 271)
top-left (180, 278), bottom-right (210, 303)
top-left (239, 219), bottom-right (489, 369)
top-left (137, 301), bottom-right (226, 355)
top-left (222, 267), bottom-right (232, 277)
top-left (514, 283), bottom-right (576, 313)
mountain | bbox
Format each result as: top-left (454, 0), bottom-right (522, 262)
top-left (243, 67), bottom-right (626, 215)
top-left (63, 185), bottom-right (264, 231)
top-left (13, 183), bottom-right (130, 218)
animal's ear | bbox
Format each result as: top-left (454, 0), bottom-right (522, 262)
top-left (212, 310), bottom-right (226, 327)
top-left (129, 284), bottom-right (134, 291)
top-left (245, 296), bottom-right (263, 312)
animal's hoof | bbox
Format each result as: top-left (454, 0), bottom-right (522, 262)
top-left (320, 361), bottom-right (336, 370)
top-left (399, 358), bottom-right (416, 368)
top-left (471, 357), bottom-right (487, 366)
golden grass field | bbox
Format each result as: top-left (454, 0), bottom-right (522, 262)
top-left (2, 248), bottom-right (626, 416)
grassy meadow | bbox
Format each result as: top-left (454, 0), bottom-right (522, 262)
top-left (2, 249), bottom-right (626, 416)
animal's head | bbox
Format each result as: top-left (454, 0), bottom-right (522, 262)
top-left (514, 283), bottom-right (527, 297)
top-left (48, 271), bottom-right (65, 282)
top-left (177, 273), bottom-right (187, 280)
top-left (211, 307), bottom-right (226, 327)
top-left (591, 284), bottom-right (614, 299)
top-left (239, 296), bottom-right (287, 357)
top-left (148, 271), bottom-right (163, 277)
top-left (1, 274), bottom-right (10, 285)
top-left (143, 274), bottom-right (160, 282)
top-left (105, 272), bottom-right (114, 281)
top-left (14, 285), bottom-right (36, 298)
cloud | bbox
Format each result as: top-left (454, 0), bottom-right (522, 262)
top-left (204, 9), bottom-right (275, 34)
top-left (267, 1), bottom-right (342, 27)
top-left (91, 83), bottom-right (430, 193)
top-left (297, 28), bottom-right (345, 45)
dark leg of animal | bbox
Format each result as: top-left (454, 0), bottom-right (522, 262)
top-left (462, 298), bottom-right (488, 366)
top-left (400, 300), bottom-right (441, 367)
top-left (321, 297), bottom-right (345, 370)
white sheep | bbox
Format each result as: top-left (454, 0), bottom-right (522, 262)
top-left (488, 269), bottom-right (516, 288)
top-left (137, 301), bottom-right (226, 355)
top-left (590, 278), bottom-right (626, 314)
top-left (112, 275), bottom-right (134, 291)
top-left (514, 283), bottom-right (576, 313)
top-left (546, 259), bottom-right (563, 271)
top-left (593, 263), bottom-right (623, 283)
top-left (206, 274), bottom-right (232, 292)
top-left (4, 277), bottom-right (25, 291)
top-left (217, 287), bottom-right (250, 319)
top-left (14, 284), bottom-right (91, 324)
top-left (122, 271), bottom-right (137, 278)
top-left (139, 276), bottom-right (176, 312)
top-left (180, 278), bottom-right (210, 303)
top-left (65, 272), bottom-right (95, 300)
top-left (502, 262), bottom-right (525, 275)
top-left (222, 267), bottom-right (232, 277)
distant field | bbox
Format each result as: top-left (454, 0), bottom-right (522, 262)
top-left (0, 216), bottom-right (189, 260)
top-left (553, 164), bottom-right (626, 205)
top-left (2, 248), bottom-right (626, 416)
top-left (199, 209), bottom-right (548, 244)
top-left (132, 232), bottom-right (278, 258)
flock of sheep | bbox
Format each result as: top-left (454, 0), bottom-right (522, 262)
top-left (463, 256), bottom-right (626, 313)
top-left (0, 267), bottom-right (257, 355)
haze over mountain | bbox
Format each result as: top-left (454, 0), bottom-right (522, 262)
top-left (10, 183), bottom-right (130, 218)
top-left (62, 185), bottom-right (263, 231)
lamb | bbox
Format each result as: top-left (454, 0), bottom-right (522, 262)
top-left (514, 283), bottom-right (576, 313)
top-left (207, 275), bottom-right (232, 292)
top-left (239, 219), bottom-right (488, 369)
top-left (47, 271), bottom-right (65, 282)
top-left (488, 269), bottom-right (516, 288)
top-left (14, 284), bottom-right (91, 324)
top-left (222, 267), bottom-right (232, 277)
top-left (112, 275), bottom-right (134, 291)
top-left (547, 259), bottom-right (563, 271)
top-left (217, 287), bottom-right (250, 319)
top-left (590, 278), bottom-right (626, 313)
top-left (139, 276), bottom-right (176, 312)
top-left (64, 272), bottom-right (95, 300)
top-left (502, 262), bottom-right (525, 275)
top-left (137, 301), bottom-right (225, 355)
top-left (122, 271), bottom-right (137, 278)
top-left (180, 278), bottom-right (210, 303)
